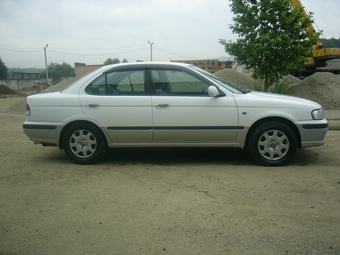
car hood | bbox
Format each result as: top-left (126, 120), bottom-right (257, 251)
top-left (234, 91), bottom-right (322, 109)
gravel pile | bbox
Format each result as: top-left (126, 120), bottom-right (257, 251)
top-left (0, 84), bottom-right (18, 96)
top-left (278, 75), bottom-right (301, 87)
top-left (40, 77), bottom-right (80, 93)
top-left (291, 72), bottom-right (340, 110)
top-left (215, 69), bottom-right (301, 90)
top-left (6, 78), bottom-right (80, 114)
top-left (214, 69), bottom-right (256, 90)
top-left (215, 69), bottom-right (340, 109)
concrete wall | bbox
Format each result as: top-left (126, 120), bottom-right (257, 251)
top-left (0, 79), bottom-right (50, 90)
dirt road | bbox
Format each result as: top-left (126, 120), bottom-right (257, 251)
top-left (1, 96), bottom-right (339, 255)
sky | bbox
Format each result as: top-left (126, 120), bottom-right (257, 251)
top-left (0, 0), bottom-right (339, 69)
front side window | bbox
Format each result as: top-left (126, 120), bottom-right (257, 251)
top-left (85, 70), bottom-right (145, 95)
top-left (151, 69), bottom-right (209, 96)
top-left (190, 66), bottom-right (243, 94)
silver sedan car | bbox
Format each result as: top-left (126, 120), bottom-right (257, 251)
top-left (23, 62), bottom-right (328, 166)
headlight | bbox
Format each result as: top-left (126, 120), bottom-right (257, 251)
top-left (312, 109), bottom-right (324, 120)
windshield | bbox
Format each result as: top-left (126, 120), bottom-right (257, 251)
top-left (190, 65), bottom-right (246, 94)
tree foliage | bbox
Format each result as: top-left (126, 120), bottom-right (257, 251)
top-left (220, 0), bottom-right (320, 91)
top-left (41, 62), bottom-right (75, 85)
top-left (8, 68), bottom-right (44, 76)
top-left (104, 58), bottom-right (128, 65)
top-left (321, 37), bottom-right (340, 48)
top-left (0, 57), bottom-right (8, 80)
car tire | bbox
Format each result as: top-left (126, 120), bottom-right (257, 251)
top-left (249, 121), bottom-right (297, 166)
top-left (63, 123), bottom-right (107, 164)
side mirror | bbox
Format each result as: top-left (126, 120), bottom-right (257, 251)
top-left (208, 86), bottom-right (220, 97)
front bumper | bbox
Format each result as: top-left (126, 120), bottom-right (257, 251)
top-left (297, 119), bottom-right (329, 147)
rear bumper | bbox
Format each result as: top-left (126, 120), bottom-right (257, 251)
top-left (23, 122), bottom-right (61, 146)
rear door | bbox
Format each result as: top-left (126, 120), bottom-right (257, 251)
top-left (149, 67), bottom-right (239, 144)
top-left (80, 68), bottom-right (153, 144)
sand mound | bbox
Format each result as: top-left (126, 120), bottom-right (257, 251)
top-left (0, 84), bottom-right (18, 96)
top-left (214, 69), bottom-right (256, 90)
top-left (40, 77), bottom-right (80, 93)
top-left (215, 69), bottom-right (340, 110)
top-left (291, 72), bottom-right (340, 110)
top-left (7, 77), bottom-right (80, 114)
top-left (277, 75), bottom-right (301, 87)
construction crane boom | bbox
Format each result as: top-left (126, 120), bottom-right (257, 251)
top-left (291, 0), bottom-right (340, 75)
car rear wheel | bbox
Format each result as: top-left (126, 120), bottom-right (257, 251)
top-left (249, 121), bottom-right (297, 166)
top-left (63, 123), bottom-right (107, 164)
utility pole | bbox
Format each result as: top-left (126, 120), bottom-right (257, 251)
top-left (148, 41), bottom-right (154, 62)
top-left (44, 44), bottom-right (49, 85)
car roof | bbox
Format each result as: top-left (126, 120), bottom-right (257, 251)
top-left (62, 62), bottom-right (195, 93)
top-left (102, 61), bottom-right (192, 72)
top-left (106, 61), bottom-right (191, 67)
top-left (78, 62), bottom-right (192, 75)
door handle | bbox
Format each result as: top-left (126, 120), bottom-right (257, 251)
top-left (156, 104), bottom-right (170, 109)
top-left (86, 103), bottom-right (100, 109)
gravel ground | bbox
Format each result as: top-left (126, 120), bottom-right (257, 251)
top-left (1, 71), bottom-right (340, 254)
top-left (0, 96), bottom-right (339, 255)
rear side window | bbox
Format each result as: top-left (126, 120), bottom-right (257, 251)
top-left (85, 70), bottom-right (145, 95)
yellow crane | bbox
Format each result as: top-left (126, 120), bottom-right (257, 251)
top-left (291, 0), bottom-right (340, 75)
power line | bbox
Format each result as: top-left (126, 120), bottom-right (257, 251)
top-left (0, 43), bottom-right (149, 54)
top-left (0, 44), bottom-right (198, 60)
top-left (48, 47), bottom-right (149, 56)
top-left (154, 47), bottom-right (195, 60)
top-left (0, 46), bottom-right (42, 53)
top-left (0, 45), bottom-right (150, 56)
top-left (51, 43), bottom-right (147, 51)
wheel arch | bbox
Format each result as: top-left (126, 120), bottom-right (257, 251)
top-left (59, 120), bottom-right (107, 150)
top-left (245, 117), bottom-right (302, 149)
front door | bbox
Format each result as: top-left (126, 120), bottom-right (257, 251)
top-left (149, 68), bottom-right (238, 145)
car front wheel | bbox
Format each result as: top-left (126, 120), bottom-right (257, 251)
top-left (63, 123), bottom-right (107, 164)
top-left (249, 121), bottom-right (297, 166)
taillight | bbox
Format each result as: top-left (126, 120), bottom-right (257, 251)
top-left (26, 103), bottom-right (31, 116)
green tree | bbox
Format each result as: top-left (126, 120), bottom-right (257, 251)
top-left (103, 58), bottom-right (128, 65)
top-left (219, 0), bottom-right (320, 91)
top-left (0, 57), bottom-right (8, 79)
top-left (321, 37), bottom-right (340, 48)
top-left (41, 62), bottom-right (75, 84)
top-left (104, 58), bottom-right (121, 65)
